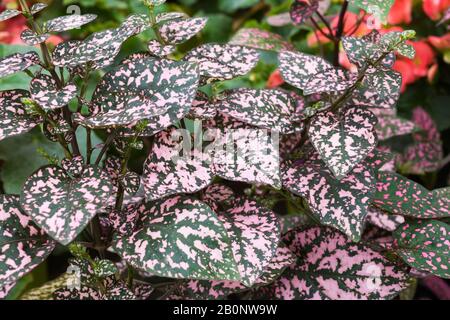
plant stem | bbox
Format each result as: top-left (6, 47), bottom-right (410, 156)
top-left (89, 215), bottom-right (106, 259)
top-left (94, 129), bottom-right (119, 166)
top-left (333, 0), bottom-right (348, 66)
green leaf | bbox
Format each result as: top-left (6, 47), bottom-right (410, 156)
top-left (373, 172), bottom-right (450, 219)
top-left (393, 220), bottom-right (450, 279)
top-left (218, 0), bottom-right (259, 13)
top-left (112, 196), bottom-right (240, 281)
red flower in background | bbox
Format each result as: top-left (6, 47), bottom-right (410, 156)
top-left (0, 3), bottom-right (63, 46)
top-left (428, 33), bottom-right (450, 50)
top-left (267, 69), bottom-right (285, 89)
top-left (423, 0), bottom-right (450, 20)
top-left (388, 0), bottom-right (413, 25)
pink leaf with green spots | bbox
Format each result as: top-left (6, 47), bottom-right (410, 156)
top-left (393, 220), bottom-right (449, 279)
top-left (44, 14), bottom-right (97, 32)
top-left (200, 183), bottom-right (236, 213)
top-left (373, 108), bottom-right (416, 140)
top-left (20, 166), bottom-right (115, 245)
top-left (366, 206), bottom-right (405, 232)
top-left (30, 74), bottom-right (77, 111)
top-left (219, 89), bottom-right (295, 133)
top-left (0, 195), bottom-right (56, 287)
top-left (184, 44), bottom-right (259, 80)
top-left (112, 196), bottom-right (240, 281)
top-left (159, 17), bottom-right (207, 45)
top-left (309, 107), bottom-right (378, 179)
top-left (20, 29), bottom-right (50, 46)
top-left (75, 57), bottom-right (199, 128)
top-left (187, 92), bottom-right (217, 120)
top-left (283, 159), bottom-right (375, 241)
top-left (230, 28), bottom-right (294, 52)
top-left (218, 198), bottom-right (280, 286)
top-left (0, 51), bottom-right (40, 78)
top-left (142, 127), bottom-right (213, 201)
top-left (373, 172), bottom-right (450, 219)
top-left (290, 0), bottom-right (319, 25)
top-left (256, 227), bottom-right (409, 300)
top-left (210, 127), bottom-right (282, 188)
top-left (147, 40), bottom-right (175, 57)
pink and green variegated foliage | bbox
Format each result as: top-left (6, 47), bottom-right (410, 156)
top-left (20, 166), bottom-right (115, 245)
top-left (393, 220), bottom-right (450, 278)
top-left (2, 0), bottom-right (449, 301)
top-left (255, 227), bottom-right (409, 300)
top-left (373, 172), bottom-right (450, 219)
top-left (112, 196), bottom-right (240, 281)
top-left (0, 195), bottom-right (56, 288)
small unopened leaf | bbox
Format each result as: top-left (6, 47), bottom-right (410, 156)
top-left (21, 166), bottom-right (115, 244)
top-left (309, 107), bottom-right (378, 179)
top-left (0, 195), bottom-right (55, 287)
top-left (31, 3), bottom-right (48, 15)
top-left (44, 14), bottom-right (97, 32)
top-left (184, 44), bottom-right (259, 80)
top-left (393, 220), bottom-right (449, 279)
top-left (120, 172), bottom-right (141, 196)
top-left (112, 196), bottom-right (240, 281)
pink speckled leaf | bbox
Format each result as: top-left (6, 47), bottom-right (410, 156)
top-left (30, 74), bottom-right (77, 111)
top-left (159, 17), bottom-right (207, 45)
top-left (143, 127), bottom-right (213, 201)
top-left (167, 244), bottom-right (296, 299)
top-left (0, 282), bottom-right (15, 299)
top-left (184, 44), bottom-right (259, 80)
top-left (366, 206), bottom-right (405, 232)
top-left (20, 166), bottom-right (115, 245)
top-left (350, 68), bottom-right (401, 109)
top-left (309, 107), bottom-right (378, 179)
top-left (279, 51), bottom-right (334, 92)
top-left (76, 57), bottom-right (199, 128)
top-left (187, 91), bottom-right (217, 120)
top-left (283, 160), bottom-right (375, 241)
top-left (201, 183), bottom-right (236, 212)
top-left (107, 204), bottom-right (139, 236)
top-left (393, 220), bottom-right (449, 279)
top-left (61, 156), bottom-right (84, 178)
top-left (302, 68), bottom-right (355, 95)
top-left (342, 34), bottom-right (395, 69)
top-left (147, 40), bottom-right (175, 57)
top-left (230, 28), bottom-right (294, 52)
top-left (156, 12), bottom-right (188, 24)
top-left (112, 196), bottom-right (240, 281)
top-left (0, 195), bottom-right (56, 287)
top-left (373, 172), bottom-right (450, 219)
top-left (0, 9), bottom-right (21, 22)
top-left (30, 3), bottom-right (48, 15)
top-left (0, 90), bottom-right (42, 142)
top-left (374, 109), bottom-right (416, 140)
top-left (290, 0), bottom-right (319, 25)
top-left (218, 198), bottom-right (280, 286)
top-left (0, 51), bottom-right (40, 78)
top-left (219, 89), bottom-right (295, 133)
top-left (44, 14), bottom-right (97, 32)
top-left (20, 29), bottom-right (50, 46)
top-left (210, 128), bottom-right (282, 188)
top-left (258, 227), bottom-right (409, 299)
top-left (42, 110), bottom-right (72, 143)
top-left (400, 107), bottom-right (443, 174)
